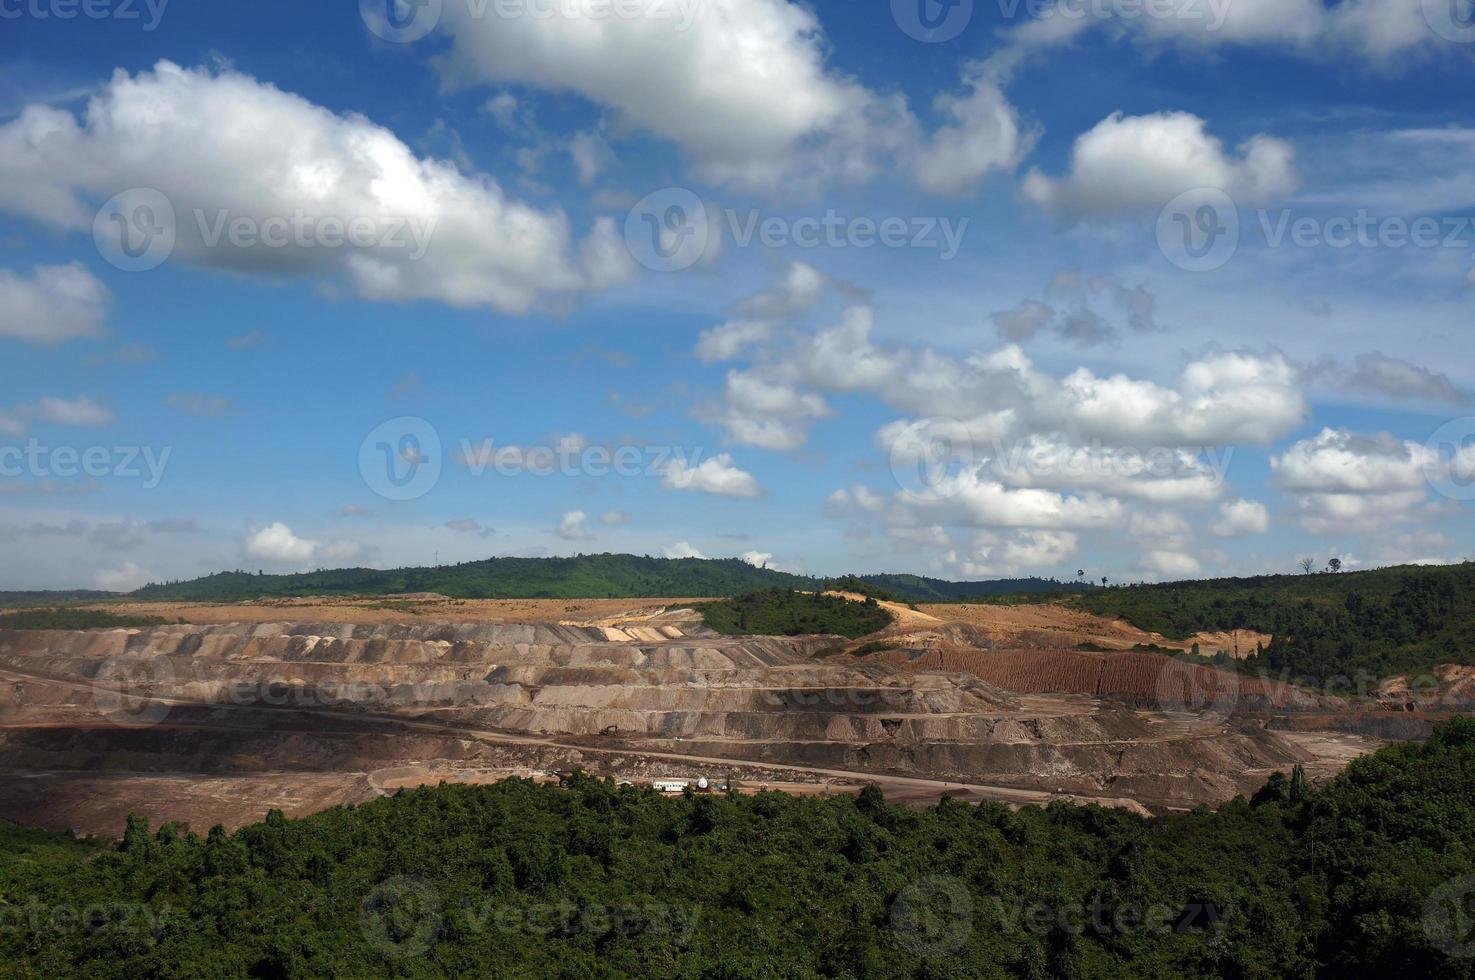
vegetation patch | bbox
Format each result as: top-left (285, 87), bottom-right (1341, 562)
top-left (1075, 562), bottom-right (1475, 686)
top-left (2, 721), bottom-right (1475, 976)
top-left (0, 608), bottom-right (170, 631)
top-left (698, 589), bottom-right (894, 638)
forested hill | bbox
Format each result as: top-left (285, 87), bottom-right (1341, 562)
top-left (124, 555), bottom-right (1087, 603)
top-left (129, 555), bottom-right (823, 601)
top-left (4, 721), bottom-right (1475, 977)
top-left (1076, 561), bottom-right (1475, 684)
top-left (855, 573), bottom-right (1091, 601)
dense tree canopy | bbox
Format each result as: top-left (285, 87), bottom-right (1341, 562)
top-left (4, 721), bottom-right (1475, 978)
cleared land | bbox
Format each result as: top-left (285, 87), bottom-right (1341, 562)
top-left (0, 595), bottom-right (1443, 838)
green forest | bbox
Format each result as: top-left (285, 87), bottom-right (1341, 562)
top-left (3, 721), bottom-right (1475, 978)
top-left (1074, 562), bottom-right (1475, 686)
top-left (0, 609), bottom-right (170, 631)
top-left (698, 590), bottom-right (895, 639)
top-left (110, 556), bottom-right (1083, 605)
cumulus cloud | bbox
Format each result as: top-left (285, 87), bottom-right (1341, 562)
top-left (243, 522), bottom-right (361, 567)
top-left (94, 560), bottom-right (154, 592)
top-left (731, 261), bottom-right (827, 319)
top-left (0, 61), bottom-right (624, 313)
top-left (0, 395), bottom-right (116, 435)
top-left (696, 320), bottom-right (773, 364)
top-left (165, 392), bottom-right (237, 417)
top-left (991, 271), bottom-right (1161, 347)
top-left (557, 510), bottom-right (595, 540)
top-left (434, 1), bottom-right (1025, 194)
top-left (910, 70), bottom-right (1033, 197)
top-left (663, 541), bottom-right (707, 560)
top-left (706, 304), bottom-right (1304, 454)
top-left (243, 523), bottom-right (318, 564)
top-left (0, 263), bottom-right (108, 344)
top-left (1022, 111), bottom-right (1297, 222)
top-left (445, 518), bottom-right (494, 538)
top-left (1273, 428), bottom-right (1440, 534)
top-left (1211, 498), bottom-right (1271, 537)
top-left (660, 453), bottom-right (763, 497)
top-left (1310, 352), bottom-right (1470, 405)
top-left (990, 0), bottom-right (1449, 71)
top-left (741, 550), bottom-right (773, 568)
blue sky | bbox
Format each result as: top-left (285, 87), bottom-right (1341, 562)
top-left (1, 0), bottom-right (1473, 589)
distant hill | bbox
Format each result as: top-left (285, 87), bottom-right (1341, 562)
top-left (0, 590), bottom-right (114, 609)
top-left (1076, 561), bottom-right (1475, 685)
top-left (852, 573), bottom-right (1092, 602)
top-left (129, 555), bottom-right (826, 602)
top-left (124, 556), bottom-right (1095, 604)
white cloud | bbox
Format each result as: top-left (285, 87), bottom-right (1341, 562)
top-left (1211, 499), bottom-right (1271, 537)
top-left (434, 1), bottom-right (1024, 194)
top-left (991, 0), bottom-right (1450, 71)
top-left (1136, 549), bottom-right (1203, 579)
top-left (243, 522), bottom-right (362, 567)
top-left (1022, 111), bottom-right (1297, 222)
top-left (911, 71), bottom-right (1032, 197)
top-left (731, 261), bottom-right (826, 319)
top-left (1273, 428), bottom-right (1440, 534)
top-left (663, 541), bottom-right (707, 560)
top-left (709, 370), bottom-right (832, 451)
top-left (696, 320), bottom-right (773, 364)
top-left (1, 395), bottom-right (116, 434)
top-left (0, 61), bottom-right (623, 313)
top-left (445, 518), bottom-right (494, 538)
top-left (0, 263), bottom-right (108, 344)
top-left (600, 510), bottom-right (633, 526)
top-left (557, 510), bottom-right (595, 540)
top-left (243, 522), bottom-right (318, 564)
top-left (741, 550), bottom-right (773, 568)
top-left (94, 560), bottom-right (154, 592)
top-left (1312, 352), bottom-right (1470, 405)
top-left (660, 453), bottom-right (763, 498)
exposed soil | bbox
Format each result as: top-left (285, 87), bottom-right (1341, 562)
top-left (0, 596), bottom-right (1416, 838)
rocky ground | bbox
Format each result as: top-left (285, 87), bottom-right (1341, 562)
top-left (0, 599), bottom-right (1423, 837)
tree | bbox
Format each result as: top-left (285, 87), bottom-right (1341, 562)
top-left (1327, 558), bottom-right (1342, 574)
top-left (1297, 556), bottom-right (1316, 575)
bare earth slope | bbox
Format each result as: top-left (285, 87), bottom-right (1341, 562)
top-left (0, 598), bottom-right (1405, 836)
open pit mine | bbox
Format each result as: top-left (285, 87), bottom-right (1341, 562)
top-left (0, 602), bottom-right (1416, 836)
